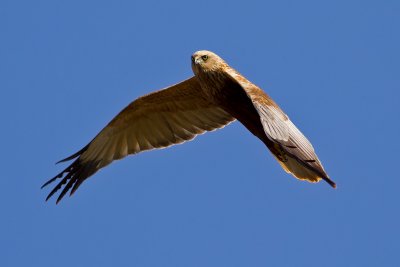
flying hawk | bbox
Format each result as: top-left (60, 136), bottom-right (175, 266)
top-left (42, 50), bottom-right (335, 203)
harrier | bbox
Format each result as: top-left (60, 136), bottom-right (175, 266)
top-left (42, 50), bottom-right (335, 203)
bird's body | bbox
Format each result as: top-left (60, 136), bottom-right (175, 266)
top-left (43, 50), bottom-right (335, 203)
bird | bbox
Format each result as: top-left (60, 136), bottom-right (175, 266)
top-left (42, 50), bottom-right (336, 203)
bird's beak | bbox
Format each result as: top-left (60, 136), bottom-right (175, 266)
top-left (191, 56), bottom-right (202, 65)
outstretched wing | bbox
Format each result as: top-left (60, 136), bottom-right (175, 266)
top-left (225, 69), bottom-right (335, 188)
top-left (42, 77), bottom-right (235, 203)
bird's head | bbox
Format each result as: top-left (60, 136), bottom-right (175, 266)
top-left (191, 50), bottom-right (226, 75)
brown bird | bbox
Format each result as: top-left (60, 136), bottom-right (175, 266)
top-left (42, 50), bottom-right (335, 203)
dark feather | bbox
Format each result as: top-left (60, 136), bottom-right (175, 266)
top-left (42, 145), bottom-right (98, 203)
top-left (56, 144), bottom-right (90, 164)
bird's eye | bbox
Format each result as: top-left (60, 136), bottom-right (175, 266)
top-left (201, 55), bottom-right (209, 61)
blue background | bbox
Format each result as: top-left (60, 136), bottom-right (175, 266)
top-left (1, 0), bottom-right (399, 266)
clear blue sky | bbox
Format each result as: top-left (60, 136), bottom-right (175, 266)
top-left (1, 0), bottom-right (399, 266)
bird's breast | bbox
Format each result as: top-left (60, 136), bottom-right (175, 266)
top-left (195, 70), bottom-right (266, 139)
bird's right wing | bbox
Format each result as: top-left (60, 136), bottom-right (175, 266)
top-left (42, 77), bottom-right (235, 203)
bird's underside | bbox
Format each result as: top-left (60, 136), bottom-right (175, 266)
top-left (42, 50), bottom-right (335, 203)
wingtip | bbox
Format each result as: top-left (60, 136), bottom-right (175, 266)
top-left (41, 179), bottom-right (54, 189)
top-left (323, 177), bottom-right (337, 189)
top-left (56, 158), bottom-right (70, 164)
top-left (56, 193), bottom-right (65, 204)
top-left (43, 192), bottom-right (64, 204)
top-left (56, 144), bottom-right (90, 165)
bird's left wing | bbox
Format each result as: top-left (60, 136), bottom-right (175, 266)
top-left (225, 69), bottom-right (335, 188)
top-left (42, 77), bottom-right (235, 203)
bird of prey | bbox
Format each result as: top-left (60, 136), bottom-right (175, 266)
top-left (42, 50), bottom-right (335, 203)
